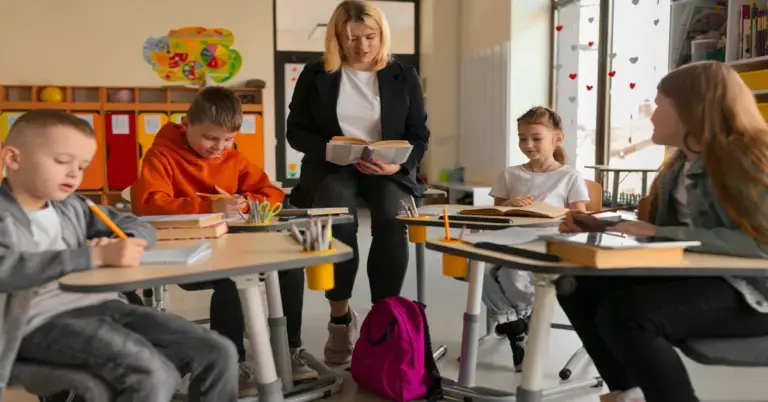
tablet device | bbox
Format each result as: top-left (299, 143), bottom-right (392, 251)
top-left (539, 232), bottom-right (701, 250)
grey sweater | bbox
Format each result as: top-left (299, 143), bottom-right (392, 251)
top-left (0, 180), bottom-right (156, 391)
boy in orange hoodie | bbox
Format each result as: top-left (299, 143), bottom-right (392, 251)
top-left (133, 87), bottom-right (314, 397)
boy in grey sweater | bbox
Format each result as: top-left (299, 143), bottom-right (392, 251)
top-left (0, 110), bottom-right (238, 402)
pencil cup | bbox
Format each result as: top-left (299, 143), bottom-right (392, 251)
top-left (304, 249), bottom-right (336, 291)
top-left (407, 217), bottom-right (430, 243)
top-left (441, 239), bottom-right (468, 277)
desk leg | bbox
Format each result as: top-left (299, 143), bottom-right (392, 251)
top-left (516, 274), bottom-right (557, 402)
top-left (264, 271), bottom-right (294, 393)
top-left (416, 242), bottom-right (426, 304)
top-left (236, 275), bottom-right (284, 402)
top-left (457, 260), bottom-right (486, 387)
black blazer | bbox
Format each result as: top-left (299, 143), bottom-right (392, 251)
top-left (286, 59), bottom-right (429, 207)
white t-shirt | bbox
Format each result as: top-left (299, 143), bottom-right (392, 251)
top-left (490, 164), bottom-right (590, 207)
top-left (24, 205), bottom-right (120, 335)
top-left (673, 161), bottom-right (694, 227)
top-left (337, 66), bottom-right (382, 142)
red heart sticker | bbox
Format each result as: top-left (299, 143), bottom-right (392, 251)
top-left (586, 85), bottom-right (593, 91)
top-left (556, 25), bottom-right (563, 32)
top-left (588, 41), bottom-right (595, 47)
top-left (629, 82), bottom-right (636, 89)
top-left (608, 71), bottom-right (616, 77)
top-left (569, 73), bottom-right (578, 80)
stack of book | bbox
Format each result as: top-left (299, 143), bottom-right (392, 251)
top-left (141, 213), bottom-right (229, 241)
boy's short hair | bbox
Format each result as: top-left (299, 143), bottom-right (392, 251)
top-left (187, 87), bottom-right (243, 132)
top-left (6, 110), bottom-right (95, 145)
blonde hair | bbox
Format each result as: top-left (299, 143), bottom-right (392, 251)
top-left (517, 106), bottom-right (567, 164)
top-left (323, 0), bottom-right (391, 73)
top-left (648, 61), bottom-right (768, 241)
top-left (6, 110), bottom-right (95, 145)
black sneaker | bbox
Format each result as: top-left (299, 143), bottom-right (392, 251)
top-left (511, 333), bottom-right (527, 372)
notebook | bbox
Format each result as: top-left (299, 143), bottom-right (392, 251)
top-left (461, 227), bottom-right (559, 245)
top-left (141, 213), bottom-right (224, 229)
top-left (141, 241), bottom-right (213, 265)
top-left (459, 203), bottom-right (569, 219)
top-left (155, 221), bottom-right (229, 241)
top-left (279, 207), bottom-right (350, 217)
top-left (539, 232), bottom-right (701, 250)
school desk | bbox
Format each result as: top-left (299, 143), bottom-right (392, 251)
top-left (227, 214), bottom-right (354, 233)
top-left (59, 232), bottom-right (354, 402)
top-left (425, 238), bottom-right (768, 402)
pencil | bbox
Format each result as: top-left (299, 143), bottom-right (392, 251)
top-left (85, 199), bottom-right (128, 240)
top-left (400, 200), bottom-right (412, 217)
top-left (196, 192), bottom-right (233, 200)
top-left (410, 195), bottom-right (419, 216)
top-left (443, 206), bottom-right (450, 240)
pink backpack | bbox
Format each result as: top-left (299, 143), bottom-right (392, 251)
top-left (350, 297), bottom-right (443, 402)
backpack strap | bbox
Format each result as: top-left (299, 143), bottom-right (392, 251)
top-left (415, 301), bottom-right (444, 401)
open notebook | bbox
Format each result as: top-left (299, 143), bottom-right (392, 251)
top-left (140, 241), bottom-right (213, 265)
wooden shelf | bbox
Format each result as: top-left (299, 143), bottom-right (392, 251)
top-left (728, 55), bottom-right (768, 73)
top-left (0, 84), bottom-right (266, 206)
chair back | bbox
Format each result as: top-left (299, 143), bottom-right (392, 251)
top-left (584, 180), bottom-right (603, 212)
top-left (637, 196), bottom-right (652, 222)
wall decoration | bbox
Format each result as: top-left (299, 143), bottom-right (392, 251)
top-left (143, 27), bottom-right (242, 84)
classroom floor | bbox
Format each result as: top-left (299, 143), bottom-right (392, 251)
top-left (7, 209), bottom-right (768, 402)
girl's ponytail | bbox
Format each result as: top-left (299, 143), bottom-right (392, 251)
top-left (553, 146), bottom-right (567, 164)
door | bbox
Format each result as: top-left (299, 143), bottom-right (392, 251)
top-left (73, 113), bottom-right (105, 190)
top-left (105, 112), bottom-right (138, 190)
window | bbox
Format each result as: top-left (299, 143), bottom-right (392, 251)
top-left (554, 0), bottom-right (670, 197)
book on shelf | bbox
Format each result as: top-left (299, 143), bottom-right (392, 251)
top-left (325, 136), bottom-right (413, 166)
top-left (141, 241), bottom-right (213, 265)
top-left (739, 2), bottom-right (768, 60)
top-left (458, 203), bottom-right (569, 219)
top-left (140, 213), bottom-right (225, 229)
top-left (540, 232), bottom-right (701, 268)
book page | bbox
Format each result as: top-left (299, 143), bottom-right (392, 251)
top-left (141, 241), bottom-right (212, 265)
top-left (509, 203), bottom-right (569, 217)
top-left (326, 142), bottom-right (366, 165)
top-left (370, 145), bottom-right (413, 165)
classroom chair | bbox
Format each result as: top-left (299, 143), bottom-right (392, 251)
top-left (8, 360), bottom-right (112, 402)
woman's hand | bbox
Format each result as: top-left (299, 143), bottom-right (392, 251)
top-left (503, 196), bottom-right (533, 207)
top-left (558, 211), bottom-right (606, 233)
top-left (355, 159), bottom-right (401, 175)
top-left (607, 220), bottom-right (658, 237)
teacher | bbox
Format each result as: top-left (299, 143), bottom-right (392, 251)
top-left (287, 0), bottom-right (429, 365)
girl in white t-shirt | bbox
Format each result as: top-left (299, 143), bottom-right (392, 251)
top-left (483, 106), bottom-right (590, 371)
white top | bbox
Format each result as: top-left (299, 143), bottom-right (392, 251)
top-left (490, 164), bottom-right (590, 207)
top-left (337, 66), bottom-right (382, 142)
top-left (24, 206), bottom-right (119, 335)
top-left (673, 161), bottom-right (694, 227)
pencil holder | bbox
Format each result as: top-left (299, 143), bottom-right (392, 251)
top-left (441, 239), bottom-right (468, 277)
top-left (407, 216), bottom-right (430, 243)
top-left (304, 249), bottom-right (336, 291)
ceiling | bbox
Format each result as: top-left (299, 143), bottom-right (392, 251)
top-left (276, 0), bottom-right (416, 32)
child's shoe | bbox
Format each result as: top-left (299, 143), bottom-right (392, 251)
top-left (494, 318), bottom-right (528, 372)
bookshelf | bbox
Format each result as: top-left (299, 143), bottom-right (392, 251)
top-left (0, 85), bottom-right (264, 207)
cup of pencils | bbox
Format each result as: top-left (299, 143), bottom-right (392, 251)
top-left (241, 199), bottom-right (283, 225)
top-left (440, 206), bottom-right (468, 277)
top-left (288, 217), bottom-right (335, 291)
top-left (402, 196), bottom-right (429, 243)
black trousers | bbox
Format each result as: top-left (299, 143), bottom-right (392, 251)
top-left (311, 167), bottom-right (411, 303)
top-left (558, 276), bottom-right (768, 402)
top-left (179, 269), bottom-right (305, 360)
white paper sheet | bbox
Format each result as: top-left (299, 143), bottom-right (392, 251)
top-left (143, 115), bottom-right (161, 135)
top-left (111, 115), bottom-right (130, 135)
top-left (240, 115), bottom-right (256, 135)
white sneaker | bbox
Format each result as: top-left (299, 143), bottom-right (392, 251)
top-left (616, 387), bottom-right (645, 402)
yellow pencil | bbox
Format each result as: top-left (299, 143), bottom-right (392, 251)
top-left (196, 192), bottom-right (233, 200)
top-left (85, 199), bottom-right (128, 240)
top-left (443, 206), bottom-right (450, 240)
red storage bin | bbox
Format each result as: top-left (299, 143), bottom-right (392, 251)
top-left (105, 112), bottom-right (138, 190)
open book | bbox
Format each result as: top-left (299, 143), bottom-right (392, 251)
top-left (459, 202), bottom-right (569, 219)
top-left (326, 136), bottom-right (413, 166)
top-left (141, 241), bottom-right (213, 265)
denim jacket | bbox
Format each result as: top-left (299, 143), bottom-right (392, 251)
top-left (0, 180), bottom-right (156, 393)
top-left (652, 156), bottom-right (768, 313)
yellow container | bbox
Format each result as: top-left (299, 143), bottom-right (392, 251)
top-left (740, 70), bottom-right (768, 91)
top-left (407, 216), bottom-right (430, 243)
top-left (305, 249), bottom-right (336, 291)
top-left (441, 239), bottom-right (468, 277)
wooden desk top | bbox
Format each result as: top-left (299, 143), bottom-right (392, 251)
top-left (60, 233), bottom-right (353, 293)
top-left (426, 239), bottom-right (768, 277)
top-left (228, 214), bottom-right (354, 233)
top-left (397, 214), bottom-right (560, 231)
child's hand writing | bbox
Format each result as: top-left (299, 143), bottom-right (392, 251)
top-left (91, 238), bottom-right (148, 267)
top-left (88, 237), bottom-right (119, 247)
top-left (212, 196), bottom-right (246, 216)
top-left (504, 196), bottom-right (534, 207)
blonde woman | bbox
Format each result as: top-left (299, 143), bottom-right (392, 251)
top-left (287, 0), bottom-right (428, 364)
top-left (560, 61), bottom-right (768, 402)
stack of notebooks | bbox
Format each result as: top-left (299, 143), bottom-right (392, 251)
top-left (141, 213), bottom-right (229, 241)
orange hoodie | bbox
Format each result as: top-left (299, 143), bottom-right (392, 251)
top-left (133, 122), bottom-right (284, 216)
